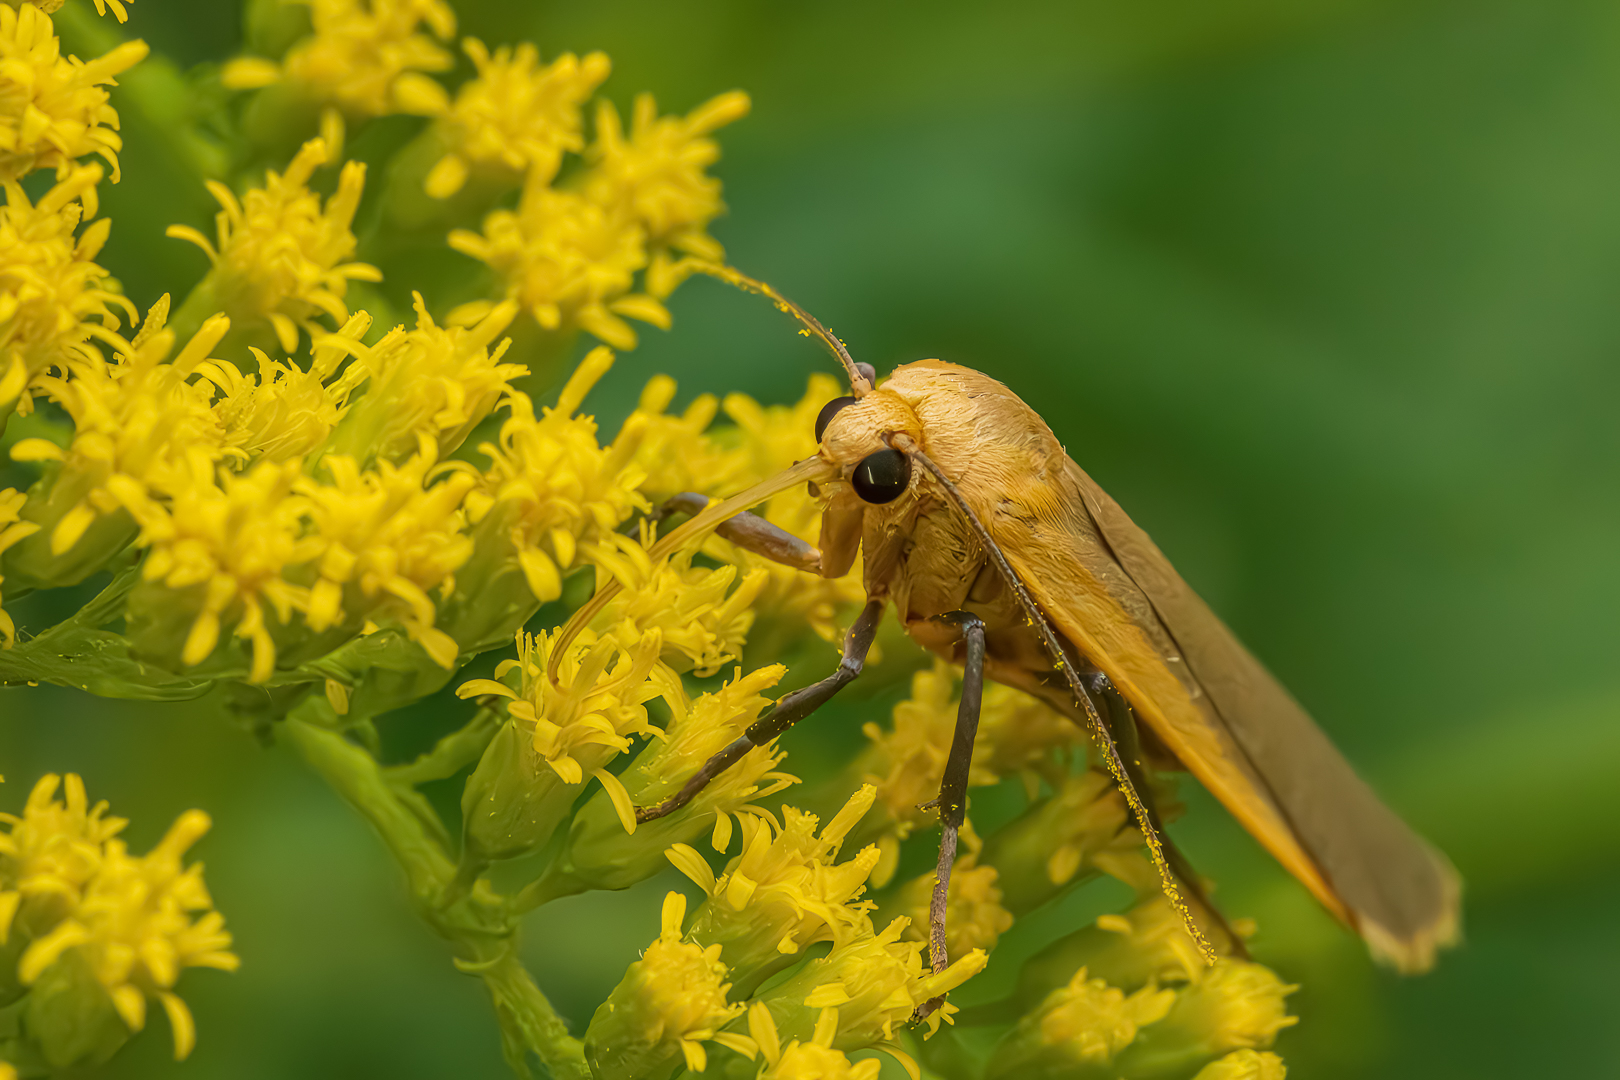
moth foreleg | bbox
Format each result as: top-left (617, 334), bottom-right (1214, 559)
top-left (635, 597), bottom-right (884, 824)
top-left (915, 609), bottom-right (987, 1021)
top-left (647, 492), bottom-right (820, 572)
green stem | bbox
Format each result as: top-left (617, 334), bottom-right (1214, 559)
top-left (280, 717), bottom-right (456, 901)
top-left (383, 707), bottom-right (501, 786)
top-left (480, 953), bottom-right (591, 1080)
top-left (279, 716), bottom-right (589, 1079)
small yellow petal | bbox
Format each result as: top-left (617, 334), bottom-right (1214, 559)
top-left (220, 56), bottom-right (281, 89)
top-left (159, 992), bottom-right (197, 1060)
top-left (593, 768), bottom-right (636, 835)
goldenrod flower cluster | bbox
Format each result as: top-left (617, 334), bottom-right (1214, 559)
top-left (167, 136), bottom-right (379, 354)
top-left (443, 88), bottom-right (749, 350)
top-left (221, 0), bottom-right (456, 119)
top-left (0, 0), bottom-right (1309, 1076)
top-left (0, 775), bottom-right (235, 1065)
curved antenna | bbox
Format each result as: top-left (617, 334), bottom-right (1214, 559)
top-left (690, 263), bottom-right (873, 396)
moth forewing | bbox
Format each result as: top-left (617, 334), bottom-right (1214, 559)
top-left (1065, 464), bottom-right (1462, 972)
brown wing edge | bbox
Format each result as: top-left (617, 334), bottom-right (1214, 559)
top-left (1069, 465), bottom-right (1462, 974)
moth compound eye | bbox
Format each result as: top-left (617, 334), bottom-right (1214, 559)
top-left (814, 396), bottom-right (857, 443)
top-left (852, 448), bottom-right (910, 504)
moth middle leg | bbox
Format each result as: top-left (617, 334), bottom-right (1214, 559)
top-left (914, 609), bottom-right (987, 1020)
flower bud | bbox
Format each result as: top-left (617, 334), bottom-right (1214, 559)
top-left (1193, 1050), bottom-right (1288, 1080)
top-left (1113, 960), bottom-right (1298, 1078)
top-left (22, 947), bottom-right (131, 1068)
top-left (1006, 894), bottom-right (1242, 1018)
top-left (986, 966), bottom-right (1175, 1080)
top-left (583, 892), bottom-right (753, 1080)
top-left (457, 627), bottom-right (667, 862)
top-left (980, 769), bottom-right (1147, 916)
top-left (521, 665), bottom-right (792, 903)
top-left (889, 849), bottom-right (1014, 959)
top-left (748, 1004), bottom-right (883, 1080)
top-left (671, 787), bottom-right (880, 997)
top-left (753, 915), bottom-right (986, 1051)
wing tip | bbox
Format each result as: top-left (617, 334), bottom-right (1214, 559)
top-left (1358, 847), bottom-right (1464, 975)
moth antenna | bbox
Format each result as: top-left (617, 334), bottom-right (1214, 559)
top-left (687, 262), bottom-right (873, 396)
top-left (900, 439), bottom-right (1219, 966)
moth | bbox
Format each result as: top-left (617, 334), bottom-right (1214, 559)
top-left (554, 266), bottom-right (1460, 1000)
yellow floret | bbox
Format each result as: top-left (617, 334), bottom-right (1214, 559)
top-left (221, 0), bottom-right (454, 119)
top-left (423, 39), bottom-right (610, 197)
top-left (167, 137), bottom-right (380, 353)
top-left (0, 164), bottom-right (133, 418)
top-left (0, 5), bottom-right (147, 182)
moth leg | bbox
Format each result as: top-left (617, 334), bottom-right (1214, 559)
top-left (914, 610), bottom-right (987, 1022)
top-left (636, 597), bottom-right (884, 824)
top-left (1082, 667), bottom-right (1248, 960)
top-left (645, 492), bottom-right (820, 572)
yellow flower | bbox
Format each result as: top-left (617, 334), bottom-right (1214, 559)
top-left (584, 90), bottom-right (751, 271)
top-left (583, 891), bottom-right (754, 1079)
top-left (625, 372), bottom-right (866, 648)
top-left (0, 5), bottom-right (148, 183)
top-left (976, 680), bottom-right (1085, 789)
top-left (721, 373), bottom-right (842, 486)
top-left (316, 293), bottom-right (523, 464)
top-left (585, 533), bottom-right (765, 676)
top-left (0, 773), bottom-right (126, 937)
top-left (167, 137), bottom-right (380, 353)
top-left (989, 966), bottom-right (1175, 1075)
top-left (621, 664), bottom-right (792, 824)
top-left (128, 456), bottom-right (318, 683)
top-left (86, 0), bottom-right (132, 23)
top-left (670, 786), bottom-right (881, 991)
top-left (857, 662), bottom-right (1106, 890)
top-left (7, 305), bottom-right (232, 585)
top-left (750, 1004), bottom-right (883, 1080)
top-left (458, 623), bottom-right (675, 863)
top-left (979, 768), bottom-right (1147, 916)
top-left (1087, 893), bottom-right (1220, 989)
top-left (220, 0), bottom-right (454, 119)
top-left (0, 487), bottom-right (38, 646)
top-left (463, 347), bottom-right (649, 606)
top-left (1194, 1049), bottom-right (1288, 1080)
top-left (893, 850), bottom-right (1014, 958)
top-left (18, 806), bottom-right (238, 1060)
top-left (0, 164), bottom-right (134, 418)
top-left (21, 0), bottom-right (136, 23)
top-left (1154, 960), bottom-right (1299, 1055)
top-left (463, 626), bottom-right (669, 788)
top-left (449, 180), bottom-right (667, 350)
top-left (622, 375), bottom-right (749, 499)
top-left (423, 39), bottom-right (610, 198)
top-left (852, 662), bottom-right (967, 884)
top-left (298, 437), bottom-right (476, 668)
top-left (761, 913), bottom-right (986, 1047)
top-left (197, 310), bottom-right (371, 463)
top-left (528, 664), bottom-right (794, 901)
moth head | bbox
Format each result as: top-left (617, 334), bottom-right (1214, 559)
top-left (814, 384), bottom-right (921, 506)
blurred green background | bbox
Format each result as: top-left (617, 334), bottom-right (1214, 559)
top-left (5, 0), bottom-right (1620, 1076)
